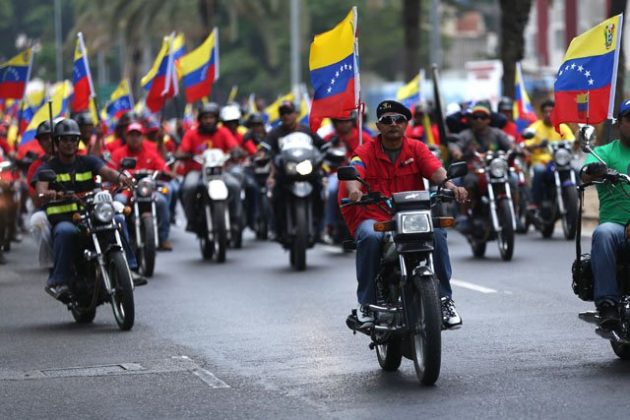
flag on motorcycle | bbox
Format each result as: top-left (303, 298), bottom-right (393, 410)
top-left (106, 79), bottom-right (134, 121)
top-left (0, 48), bottom-right (33, 100)
top-left (141, 33), bottom-right (178, 113)
top-left (551, 14), bottom-right (623, 131)
top-left (20, 80), bottom-right (72, 144)
top-left (513, 62), bottom-right (537, 133)
top-left (308, 7), bottom-right (359, 132)
top-left (71, 33), bottom-right (96, 113)
top-left (178, 28), bottom-right (219, 104)
top-left (396, 71), bottom-right (422, 110)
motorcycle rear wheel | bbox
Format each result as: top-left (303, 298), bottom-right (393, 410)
top-left (376, 338), bottom-right (403, 371)
top-left (140, 215), bottom-right (156, 277)
top-left (497, 199), bottom-right (515, 261)
top-left (611, 341), bottom-right (630, 360)
top-left (471, 240), bottom-right (486, 258)
top-left (71, 306), bottom-right (96, 324)
top-left (409, 275), bottom-right (442, 385)
top-left (108, 250), bottom-right (135, 331)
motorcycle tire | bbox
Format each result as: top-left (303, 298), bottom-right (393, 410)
top-left (409, 275), bottom-right (442, 385)
top-left (71, 306), bottom-right (97, 324)
top-left (611, 341), bottom-right (630, 360)
top-left (293, 199), bottom-right (308, 271)
top-left (541, 221), bottom-right (555, 238)
top-left (213, 201), bottom-right (228, 263)
top-left (140, 215), bottom-right (156, 277)
top-left (108, 250), bottom-right (135, 331)
top-left (497, 199), bottom-right (515, 261)
top-left (516, 186), bottom-right (531, 234)
top-left (256, 216), bottom-right (268, 240)
top-left (561, 187), bottom-right (579, 240)
top-left (376, 338), bottom-right (403, 371)
top-left (471, 240), bottom-right (486, 258)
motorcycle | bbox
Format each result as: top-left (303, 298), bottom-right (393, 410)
top-left (250, 147), bottom-right (274, 240)
top-left (37, 168), bottom-right (136, 330)
top-left (574, 126), bottom-right (630, 359)
top-left (339, 162), bottom-right (467, 385)
top-left (193, 149), bottom-right (230, 262)
top-left (224, 149), bottom-right (248, 249)
top-left (462, 151), bottom-right (517, 261)
top-left (0, 160), bottom-right (15, 261)
top-left (509, 146), bottom-right (532, 234)
top-left (274, 132), bottom-right (322, 271)
top-left (321, 139), bottom-right (351, 246)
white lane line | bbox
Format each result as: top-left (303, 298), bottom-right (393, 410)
top-left (451, 279), bottom-right (498, 294)
top-left (192, 368), bottom-right (230, 389)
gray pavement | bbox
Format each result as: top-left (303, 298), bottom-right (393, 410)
top-left (2, 222), bottom-right (630, 419)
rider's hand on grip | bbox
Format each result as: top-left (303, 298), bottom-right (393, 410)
top-left (348, 189), bottom-right (363, 203)
top-left (584, 162), bottom-right (607, 177)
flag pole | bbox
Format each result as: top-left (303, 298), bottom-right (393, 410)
top-left (351, 6), bottom-right (362, 145)
top-left (431, 63), bottom-right (447, 145)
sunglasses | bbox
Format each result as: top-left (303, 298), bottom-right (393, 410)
top-left (471, 114), bottom-right (489, 120)
top-left (378, 114), bottom-right (407, 125)
top-left (57, 136), bottom-right (80, 144)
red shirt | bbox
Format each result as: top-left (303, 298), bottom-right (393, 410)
top-left (178, 125), bottom-right (238, 173)
top-left (324, 127), bottom-right (375, 158)
top-left (405, 123), bottom-right (441, 145)
top-left (27, 157), bottom-right (46, 197)
top-left (502, 120), bottom-right (521, 144)
top-left (110, 143), bottom-right (166, 173)
top-left (17, 140), bottom-right (45, 160)
top-left (339, 136), bottom-right (442, 236)
top-left (106, 137), bottom-right (158, 154)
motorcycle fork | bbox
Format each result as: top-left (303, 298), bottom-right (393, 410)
top-left (133, 200), bottom-right (142, 247)
top-left (151, 199), bottom-right (159, 247)
top-left (488, 179), bottom-right (516, 231)
top-left (92, 233), bottom-right (114, 295)
top-left (555, 169), bottom-right (575, 216)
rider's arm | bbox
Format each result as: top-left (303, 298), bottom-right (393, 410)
top-left (430, 167), bottom-right (468, 203)
top-left (98, 165), bottom-right (133, 188)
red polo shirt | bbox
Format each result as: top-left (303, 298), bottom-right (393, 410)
top-left (110, 143), bottom-right (166, 173)
top-left (324, 127), bottom-right (375, 158)
top-left (178, 125), bottom-right (238, 173)
top-left (339, 135), bottom-right (442, 236)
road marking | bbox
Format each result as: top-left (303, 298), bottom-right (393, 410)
top-left (451, 279), bottom-right (498, 294)
top-left (192, 368), bottom-right (231, 389)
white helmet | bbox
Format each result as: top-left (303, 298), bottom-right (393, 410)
top-left (220, 104), bottom-right (242, 122)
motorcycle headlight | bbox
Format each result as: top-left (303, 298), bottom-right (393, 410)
top-left (554, 148), bottom-right (572, 166)
top-left (296, 160), bottom-right (313, 176)
top-left (94, 202), bottom-right (114, 223)
top-left (398, 211), bottom-right (432, 234)
top-left (489, 158), bottom-right (508, 178)
top-left (285, 162), bottom-right (297, 175)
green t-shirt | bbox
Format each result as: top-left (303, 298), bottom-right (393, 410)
top-left (583, 139), bottom-right (630, 225)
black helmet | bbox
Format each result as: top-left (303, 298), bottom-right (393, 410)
top-left (197, 102), bottom-right (220, 119)
top-left (35, 120), bottom-right (51, 139)
top-left (53, 118), bottom-right (81, 139)
top-left (246, 113), bottom-right (265, 127)
top-left (497, 96), bottom-right (513, 112)
top-left (75, 111), bottom-right (93, 126)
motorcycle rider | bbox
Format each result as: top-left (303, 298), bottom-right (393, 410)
top-left (580, 99), bottom-right (630, 327)
top-left (524, 99), bottom-right (575, 212)
top-left (405, 103), bottom-right (441, 145)
top-left (263, 100), bottom-right (325, 242)
top-left (176, 102), bottom-right (242, 233)
top-left (497, 96), bottom-right (519, 144)
top-left (110, 122), bottom-right (173, 251)
top-left (35, 118), bottom-right (144, 301)
top-left (341, 100), bottom-right (468, 329)
top-left (242, 113), bottom-right (269, 231)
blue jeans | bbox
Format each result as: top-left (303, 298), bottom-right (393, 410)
top-left (168, 179), bottom-right (180, 221)
top-left (592, 222), bottom-right (626, 306)
top-left (355, 219), bottom-right (453, 305)
top-left (324, 174), bottom-right (341, 227)
top-left (49, 215), bottom-right (137, 286)
top-left (115, 193), bottom-right (170, 243)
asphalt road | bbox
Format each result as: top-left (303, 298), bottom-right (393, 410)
top-left (2, 222), bottom-right (630, 419)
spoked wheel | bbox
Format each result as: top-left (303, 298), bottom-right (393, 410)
top-left (611, 341), bottom-right (630, 360)
top-left (376, 337), bottom-right (403, 371)
top-left (561, 187), bottom-right (578, 240)
top-left (409, 275), bottom-right (442, 385)
top-left (139, 215), bottom-right (156, 277)
top-left (71, 306), bottom-right (96, 324)
top-left (496, 199), bottom-right (515, 261)
top-left (108, 250), bottom-right (135, 331)
top-left (212, 201), bottom-right (228, 263)
top-left (293, 199), bottom-right (308, 271)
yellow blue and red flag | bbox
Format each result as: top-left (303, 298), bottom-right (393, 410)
top-left (105, 79), bottom-right (134, 121)
top-left (173, 33), bottom-right (186, 61)
top-left (308, 8), bottom-right (358, 131)
top-left (265, 92), bottom-right (296, 128)
top-left (142, 33), bottom-right (177, 113)
top-left (20, 80), bottom-right (71, 144)
top-left (513, 62), bottom-right (537, 132)
top-left (0, 48), bottom-right (33, 100)
top-left (551, 14), bottom-right (623, 130)
top-left (396, 71), bottom-right (422, 110)
top-left (71, 33), bottom-right (95, 112)
top-left (178, 28), bottom-right (219, 104)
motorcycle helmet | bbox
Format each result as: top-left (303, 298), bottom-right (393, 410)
top-left (497, 96), bottom-right (514, 112)
top-left (35, 120), bottom-right (52, 140)
top-left (220, 104), bottom-right (242, 122)
top-left (245, 113), bottom-right (265, 127)
top-left (197, 102), bottom-right (220, 119)
top-left (75, 111), bottom-right (94, 126)
top-left (53, 118), bottom-right (81, 139)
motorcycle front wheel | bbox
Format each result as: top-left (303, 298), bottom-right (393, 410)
top-left (561, 187), bottom-right (578, 240)
top-left (497, 199), bottom-right (515, 261)
top-left (292, 199), bottom-right (308, 271)
top-left (108, 250), bottom-right (135, 331)
top-left (140, 215), bottom-right (156, 277)
top-left (409, 275), bottom-right (442, 385)
top-left (212, 201), bottom-right (228, 263)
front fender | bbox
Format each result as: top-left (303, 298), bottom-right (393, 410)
top-left (289, 181), bottom-right (313, 198)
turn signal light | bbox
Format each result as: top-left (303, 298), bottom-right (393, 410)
top-left (72, 213), bottom-right (82, 224)
top-left (433, 217), bottom-right (455, 228)
top-left (123, 206), bottom-right (133, 216)
top-left (160, 187), bottom-right (169, 195)
top-left (373, 221), bottom-right (395, 232)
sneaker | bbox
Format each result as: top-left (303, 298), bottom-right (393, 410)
top-left (158, 240), bottom-right (173, 251)
top-left (441, 297), bottom-right (463, 329)
top-left (597, 301), bottom-right (620, 329)
top-left (131, 272), bottom-right (148, 287)
top-left (45, 284), bottom-right (71, 301)
top-left (356, 304), bottom-right (374, 328)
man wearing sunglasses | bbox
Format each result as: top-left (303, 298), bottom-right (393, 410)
top-left (341, 100), bottom-right (468, 329)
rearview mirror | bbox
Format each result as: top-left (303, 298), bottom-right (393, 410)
top-left (121, 157), bottom-right (137, 170)
top-left (337, 166), bottom-right (359, 181)
top-left (578, 124), bottom-right (595, 153)
top-left (446, 161), bottom-right (467, 179)
top-left (38, 169), bottom-right (57, 183)
top-left (522, 129), bottom-right (535, 140)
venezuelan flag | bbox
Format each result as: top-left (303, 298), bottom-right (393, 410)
top-left (178, 28), bottom-right (219, 104)
top-left (142, 34), bottom-right (177, 113)
top-left (396, 71), bottom-right (422, 110)
top-left (513, 62), bottom-right (536, 132)
top-left (106, 79), bottom-right (134, 120)
top-left (0, 48), bottom-right (33, 100)
top-left (71, 33), bottom-right (94, 112)
top-left (551, 14), bottom-right (623, 129)
top-left (309, 8), bottom-right (358, 131)
top-left (20, 81), bottom-right (71, 144)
